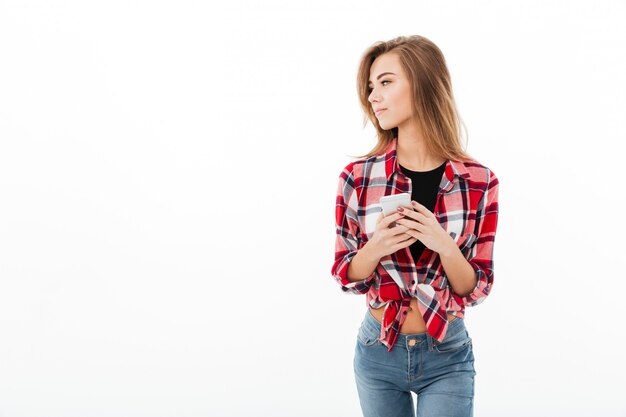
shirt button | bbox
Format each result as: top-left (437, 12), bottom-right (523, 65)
top-left (403, 311), bottom-right (407, 315)
top-left (411, 280), bottom-right (415, 284)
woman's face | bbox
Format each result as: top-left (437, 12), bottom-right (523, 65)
top-left (368, 52), bottom-right (416, 131)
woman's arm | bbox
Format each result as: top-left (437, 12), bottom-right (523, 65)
top-left (346, 241), bottom-right (382, 282)
top-left (331, 167), bottom-right (378, 294)
top-left (449, 168), bottom-right (500, 306)
top-left (439, 239), bottom-right (478, 297)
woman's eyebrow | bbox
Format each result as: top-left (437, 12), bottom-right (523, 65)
top-left (368, 72), bottom-right (396, 86)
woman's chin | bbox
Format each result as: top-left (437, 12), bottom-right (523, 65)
top-left (378, 122), bottom-right (395, 131)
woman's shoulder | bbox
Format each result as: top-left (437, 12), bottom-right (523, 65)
top-left (338, 153), bottom-right (382, 179)
top-left (454, 157), bottom-right (498, 184)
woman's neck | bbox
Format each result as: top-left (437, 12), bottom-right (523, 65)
top-left (396, 135), bottom-right (445, 172)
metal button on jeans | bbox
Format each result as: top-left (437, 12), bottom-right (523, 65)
top-left (408, 339), bottom-right (417, 346)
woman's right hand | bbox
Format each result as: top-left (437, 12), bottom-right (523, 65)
top-left (366, 211), bottom-right (418, 259)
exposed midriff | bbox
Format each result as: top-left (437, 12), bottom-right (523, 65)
top-left (369, 297), bottom-right (457, 334)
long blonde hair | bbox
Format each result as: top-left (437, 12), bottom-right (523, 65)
top-left (352, 35), bottom-right (474, 162)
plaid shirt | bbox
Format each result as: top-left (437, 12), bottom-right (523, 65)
top-left (331, 137), bottom-right (499, 352)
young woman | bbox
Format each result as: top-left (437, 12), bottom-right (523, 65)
top-left (331, 35), bottom-right (500, 417)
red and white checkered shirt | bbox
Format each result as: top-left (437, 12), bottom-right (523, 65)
top-left (331, 137), bottom-right (500, 352)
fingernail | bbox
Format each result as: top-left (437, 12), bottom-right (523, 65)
top-left (397, 207), bottom-right (404, 212)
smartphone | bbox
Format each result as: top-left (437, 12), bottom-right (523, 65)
top-left (379, 193), bottom-right (411, 227)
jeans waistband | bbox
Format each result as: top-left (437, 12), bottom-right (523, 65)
top-left (362, 308), bottom-right (466, 349)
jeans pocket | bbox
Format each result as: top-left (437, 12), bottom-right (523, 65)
top-left (433, 328), bottom-right (472, 353)
top-left (357, 324), bottom-right (380, 348)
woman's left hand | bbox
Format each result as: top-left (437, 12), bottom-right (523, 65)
top-left (395, 201), bottom-right (453, 255)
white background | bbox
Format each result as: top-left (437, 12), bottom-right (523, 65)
top-left (1, 1), bottom-right (625, 416)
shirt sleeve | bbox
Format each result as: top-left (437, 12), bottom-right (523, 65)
top-left (330, 166), bottom-right (377, 294)
top-left (454, 168), bottom-right (500, 307)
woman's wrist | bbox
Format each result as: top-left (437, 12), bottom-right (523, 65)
top-left (361, 240), bottom-right (382, 264)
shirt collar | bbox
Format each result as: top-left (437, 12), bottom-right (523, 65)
top-left (383, 137), bottom-right (470, 186)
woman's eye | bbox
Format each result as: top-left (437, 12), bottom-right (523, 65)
top-left (367, 80), bottom-right (391, 92)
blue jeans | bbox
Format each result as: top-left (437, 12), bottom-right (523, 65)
top-left (353, 309), bottom-right (476, 417)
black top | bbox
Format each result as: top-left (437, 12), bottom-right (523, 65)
top-left (398, 161), bottom-right (447, 266)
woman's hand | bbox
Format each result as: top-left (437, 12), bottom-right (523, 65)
top-left (366, 210), bottom-right (418, 259)
top-left (395, 201), bottom-right (453, 255)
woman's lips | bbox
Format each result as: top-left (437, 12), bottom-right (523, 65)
top-left (375, 109), bottom-right (387, 116)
